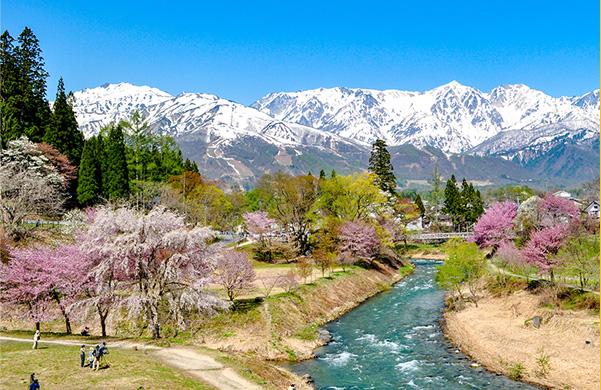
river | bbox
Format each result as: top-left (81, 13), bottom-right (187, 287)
top-left (290, 260), bottom-right (542, 389)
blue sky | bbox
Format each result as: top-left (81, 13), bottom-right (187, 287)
top-left (3, 0), bottom-right (599, 105)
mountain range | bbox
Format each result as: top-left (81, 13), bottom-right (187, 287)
top-left (71, 82), bottom-right (600, 189)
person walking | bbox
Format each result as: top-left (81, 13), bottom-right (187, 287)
top-left (32, 330), bottom-right (40, 350)
top-left (87, 347), bottom-right (94, 369)
top-left (80, 345), bottom-right (86, 367)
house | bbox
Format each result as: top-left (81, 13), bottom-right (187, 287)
top-left (552, 190), bottom-right (572, 200)
top-left (584, 201), bottom-right (600, 218)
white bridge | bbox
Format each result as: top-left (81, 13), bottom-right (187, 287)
top-left (409, 232), bottom-right (473, 241)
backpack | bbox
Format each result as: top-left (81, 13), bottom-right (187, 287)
top-left (93, 347), bottom-right (102, 358)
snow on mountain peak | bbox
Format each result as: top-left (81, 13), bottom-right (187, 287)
top-left (252, 83), bottom-right (599, 154)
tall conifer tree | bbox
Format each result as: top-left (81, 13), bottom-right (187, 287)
top-left (444, 174), bottom-right (461, 230)
top-left (105, 123), bottom-right (129, 199)
top-left (415, 194), bottom-right (425, 215)
top-left (368, 139), bottom-right (397, 200)
top-left (77, 138), bottom-right (100, 206)
top-left (44, 78), bottom-right (83, 166)
top-left (15, 27), bottom-right (51, 142)
top-left (0, 31), bottom-right (22, 146)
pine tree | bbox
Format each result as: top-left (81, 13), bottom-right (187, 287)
top-left (15, 27), bottom-right (51, 142)
top-left (415, 194), bottom-right (425, 215)
top-left (94, 134), bottom-right (108, 195)
top-left (319, 169), bottom-right (326, 180)
top-left (183, 158), bottom-right (199, 173)
top-left (77, 138), bottom-right (100, 206)
top-left (443, 175), bottom-right (461, 230)
top-left (368, 139), bottom-right (397, 200)
top-left (0, 31), bottom-right (22, 146)
top-left (44, 78), bottom-right (83, 166)
top-left (105, 123), bottom-right (129, 199)
top-left (330, 169), bottom-right (337, 179)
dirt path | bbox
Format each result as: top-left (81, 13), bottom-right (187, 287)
top-left (0, 337), bottom-right (265, 390)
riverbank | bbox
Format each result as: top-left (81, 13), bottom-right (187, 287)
top-left (443, 289), bottom-right (600, 390)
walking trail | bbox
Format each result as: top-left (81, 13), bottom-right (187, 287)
top-left (0, 337), bottom-right (264, 390)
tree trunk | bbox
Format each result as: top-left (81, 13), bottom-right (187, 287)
top-left (35, 322), bottom-right (40, 331)
top-left (53, 292), bottom-right (72, 334)
top-left (97, 305), bottom-right (108, 337)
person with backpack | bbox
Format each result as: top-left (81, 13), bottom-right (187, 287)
top-left (92, 345), bottom-right (103, 371)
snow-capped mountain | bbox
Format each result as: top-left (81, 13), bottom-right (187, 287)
top-left (72, 83), bottom-right (368, 186)
top-left (72, 83), bottom-right (173, 138)
top-left (71, 82), bottom-right (599, 187)
top-left (252, 82), bottom-right (600, 154)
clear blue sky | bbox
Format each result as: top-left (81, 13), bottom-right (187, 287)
top-left (2, 0), bottom-right (599, 105)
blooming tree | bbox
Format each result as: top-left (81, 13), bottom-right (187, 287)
top-left (214, 250), bottom-right (256, 302)
top-left (0, 137), bottom-right (71, 238)
top-left (243, 210), bottom-right (275, 245)
top-left (521, 224), bottom-right (570, 283)
top-left (338, 220), bottom-right (380, 263)
top-left (82, 206), bottom-right (229, 338)
top-left (470, 201), bottom-right (518, 249)
top-left (1, 243), bottom-right (88, 332)
top-left (537, 194), bottom-right (580, 227)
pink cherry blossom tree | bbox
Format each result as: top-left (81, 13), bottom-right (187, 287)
top-left (470, 201), bottom-right (518, 249)
top-left (214, 250), bottom-right (256, 302)
top-left (1, 245), bottom-right (53, 330)
top-left (338, 220), bottom-right (380, 264)
top-left (243, 210), bottom-right (275, 245)
top-left (537, 194), bottom-right (580, 227)
top-left (1, 243), bottom-right (88, 332)
top-left (521, 224), bottom-right (570, 283)
top-left (82, 206), bottom-right (229, 338)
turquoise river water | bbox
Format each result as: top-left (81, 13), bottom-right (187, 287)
top-left (290, 260), bottom-right (542, 389)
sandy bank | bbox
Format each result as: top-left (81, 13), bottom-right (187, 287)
top-left (444, 290), bottom-right (600, 390)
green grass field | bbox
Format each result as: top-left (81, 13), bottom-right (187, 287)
top-left (0, 340), bottom-right (214, 390)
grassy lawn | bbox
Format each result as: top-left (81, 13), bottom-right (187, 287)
top-left (0, 340), bottom-right (214, 390)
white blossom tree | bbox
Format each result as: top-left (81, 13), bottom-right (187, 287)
top-left (82, 206), bottom-right (229, 338)
top-left (0, 136), bottom-right (72, 238)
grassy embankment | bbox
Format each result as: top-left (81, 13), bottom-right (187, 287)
top-left (444, 274), bottom-right (600, 390)
top-left (0, 339), bottom-right (214, 390)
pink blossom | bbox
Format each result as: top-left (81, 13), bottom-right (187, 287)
top-left (521, 224), bottom-right (570, 276)
top-left (338, 220), bottom-right (380, 262)
top-left (470, 201), bottom-right (517, 248)
top-left (214, 250), bottom-right (256, 302)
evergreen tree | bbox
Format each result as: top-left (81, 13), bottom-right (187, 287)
top-left (319, 169), bottom-right (326, 180)
top-left (105, 123), bottom-right (129, 199)
top-left (0, 31), bottom-right (22, 146)
top-left (330, 169), bottom-right (337, 179)
top-left (77, 138), bottom-right (100, 206)
top-left (415, 194), bottom-right (425, 215)
top-left (44, 78), bottom-right (83, 166)
top-left (183, 158), bottom-right (199, 174)
top-left (94, 134), bottom-right (108, 195)
top-left (368, 139), bottom-right (397, 200)
top-left (15, 27), bottom-right (51, 142)
top-left (443, 175), bottom-right (461, 230)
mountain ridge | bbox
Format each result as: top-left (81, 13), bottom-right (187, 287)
top-left (70, 82), bottom-right (600, 188)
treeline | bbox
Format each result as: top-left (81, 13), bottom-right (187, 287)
top-left (0, 27), bottom-right (198, 239)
